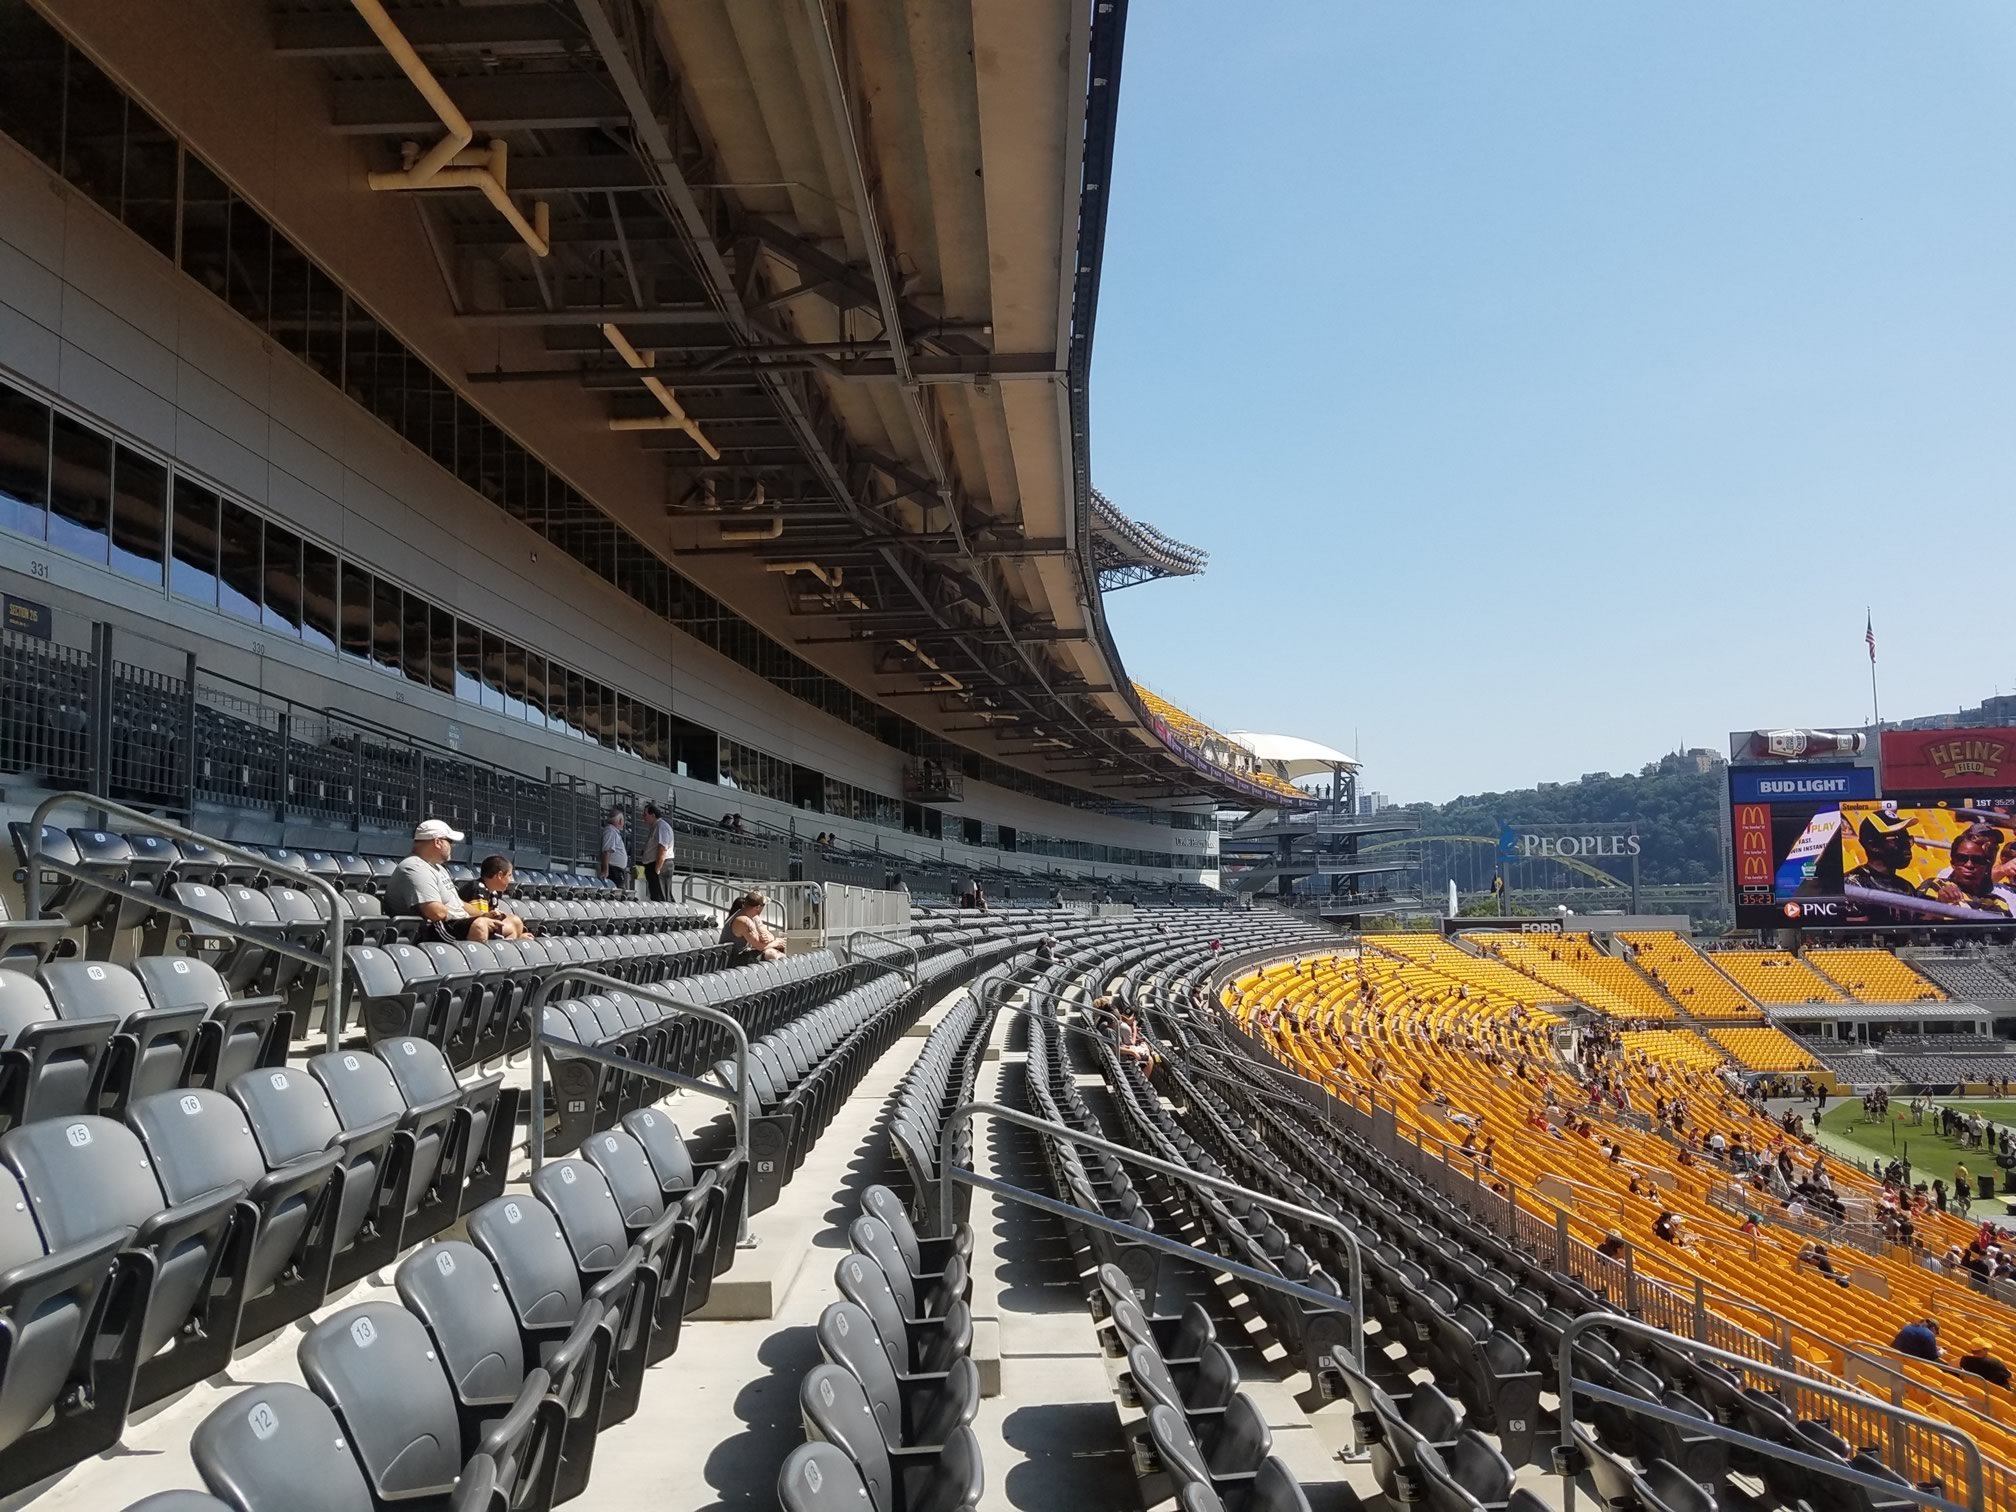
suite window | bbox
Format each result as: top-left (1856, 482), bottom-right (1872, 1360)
top-left (503, 643), bottom-right (529, 722)
top-left (480, 631), bottom-right (506, 714)
top-left (0, 384), bottom-right (50, 542)
top-left (119, 100), bottom-right (178, 258)
top-left (217, 499), bottom-right (261, 622)
top-left (454, 619), bottom-right (483, 704)
top-left (427, 606), bottom-right (455, 695)
top-left (401, 592), bottom-right (430, 689)
top-left (109, 445), bottom-right (166, 584)
top-left (169, 480), bottom-right (218, 604)
top-left (0, 6), bottom-right (64, 172)
top-left (179, 156), bottom-right (230, 301)
top-left (371, 579), bottom-right (403, 674)
top-left (225, 189), bottom-right (273, 332)
top-left (59, 45), bottom-right (129, 232)
top-left (338, 562), bottom-right (372, 661)
top-left (260, 522), bottom-right (302, 637)
top-left (523, 653), bottom-right (548, 730)
top-left (47, 413), bottom-right (112, 563)
top-left (301, 541), bottom-right (338, 652)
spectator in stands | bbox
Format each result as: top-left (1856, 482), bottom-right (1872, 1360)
top-left (1891, 1318), bottom-right (1941, 1362)
top-left (389, 820), bottom-right (506, 942)
top-left (640, 802), bottom-right (675, 902)
top-left (1596, 1229), bottom-right (1627, 1261)
top-left (959, 878), bottom-right (988, 912)
top-left (721, 891), bottom-right (785, 961)
top-left (1960, 1339), bottom-right (2013, 1389)
top-left (599, 808), bottom-right (629, 886)
top-left (1652, 1210), bottom-right (1682, 1244)
top-left (457, 855), bottom-right (531, 938)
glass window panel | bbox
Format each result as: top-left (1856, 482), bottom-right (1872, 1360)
top-left (612, 694), bottom-right (633, 755)
top-left (47, 412), bottom-right (111, 563)
top-left (120, 102), bottom-right (178, 258)
top-left (302, 541), bottom-right (338, 651)
top-left (109, 445), bottom-right (166, 583)
top-left (170, 479), bottom-right (218, 604)
top-left (0, 384), bottom-right (50, 540)
top-left (302, 260), bottom-right (342, 381)
top-left (565, 671), bottom-right (589, 741)
top-left (455, 619), bottom-right (483, 704)
top-left (401, 591), bottom-right (430, 687)
top-left (225, 190), bottom-right (272, 330)
top-left (0, 8), bottom-right (66, 172)
top-left (339, 562), bottom-right (372, 660)
top-left (61, 45), bottom-right (127, 225)
top-left (503, 643), bottom-right (528, 721)
top-left (480, 632), bottom-right (506, 714)
top-left (268, 235), bottom-right (311, 352)
top-left (260, 522), bottom-right (302, 636)
top-left (371, 578), bottom-right (403, 673)
top-left (217, 498), bottom-right (261, 622)
top-left (179, 155), bottom-right (231, 300)
top-left (428, 606), bottom-right (455, 695)
top-left (523, 653), bottom-right (547, 729)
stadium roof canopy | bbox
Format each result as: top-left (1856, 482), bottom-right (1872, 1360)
top-left (174, 0), bottom-right (1271, 811)
top-left (1228, 733), bottom-right (1361, 780)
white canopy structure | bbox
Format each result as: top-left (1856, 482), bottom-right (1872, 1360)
top-left (1226, 732), bottom-right (1360, 782)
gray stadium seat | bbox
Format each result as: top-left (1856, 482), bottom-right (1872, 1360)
top-left (779, 1440), bottom-right (878, 1512)
top-left (376, 1037), bottom-right (513, 1214)
top-left (798, 1363), bottom-right (985, 1512)
top-left (120, 1493), bottom-right (235, 1511)
top-left (816, 1301), bottom-right (979, 1448)
top-left (308, 1046), bottom-right (459, 1244)
top-left (395, 1240), bottom-right (583, 1507)
top-left (847, 1216), bottom-right (967, 1319)
top-left (618, 1107), bottom-right (732, 1306)
top-left (188, 1381), bottom-right (378, 1511)
top-left (861, 1184), bottom-right (973, 1276)
top-left (299, 1301), bottom-right (537, 1509)
top-left (229, 1064), bottom-right (400, 1289)
top-left (0, 1113), bottom-right (241, 1404)
top-left (127, 1087), bottom-right (340, 1339)
top-left (0, 968), bottom-right (118, 1130)
top-left (0, 1163), bottom-right (135, 1495)
top-left (467, 1194), bottom-right (645, 1428)
top-left (579, 1128), bottom-right (700, 1357)
top-left (39, 961), bottom-right (203, 1113)
top-left (131, 955), bottom-right (287, 1092)
top-left (834, 1252), bottom-right (972, 1376)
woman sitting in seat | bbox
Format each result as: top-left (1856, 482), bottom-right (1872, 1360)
top-left (721, 891), bottom-right (786, 960)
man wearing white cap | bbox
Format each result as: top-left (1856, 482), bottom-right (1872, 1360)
top-left (387, 819), bottom-right (516, 941)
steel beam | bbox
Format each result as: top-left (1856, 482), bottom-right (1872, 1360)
top-left (329, 74), bottom-right (627, 134)
top-left (274, 6), bottom-right (577, 56)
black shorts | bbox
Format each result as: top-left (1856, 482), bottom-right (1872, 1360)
top-left (423, 915), bottom-right (481, 943)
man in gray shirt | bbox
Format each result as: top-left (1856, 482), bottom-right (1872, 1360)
top-left (600, 809), bottom-right (630, 887)
top-left (388, 819), bottom-right (504, 941)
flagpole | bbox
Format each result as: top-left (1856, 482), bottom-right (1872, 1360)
top-left (1866, 605), bottom-right (1882, 732)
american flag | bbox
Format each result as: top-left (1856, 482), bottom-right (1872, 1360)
top-left (1865, 612), bottom-right (1876, 663)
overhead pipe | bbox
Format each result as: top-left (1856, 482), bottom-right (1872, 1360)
top-left (347, 0), bottom-right (551, 257)
top-left (603, 324), bottom-right (721, 459)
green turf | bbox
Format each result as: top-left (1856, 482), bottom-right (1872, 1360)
top-left (1817, 1097), bottom-right (2016, 1196)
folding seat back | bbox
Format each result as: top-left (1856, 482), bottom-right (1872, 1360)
top-left (230, 1065), bottom-right (392, 1273)
top-left (1147, 1404), bottom-right (1213, 1488)
top-left (41, 960), bottom-right (201, 1110)
top-left (847, 1216), bottom-right (921, 1314)
top-left (834, 1252), bottom-right (956, 1377)
top-left (530, 1159), bottom-right (631, 1272)
top-left (1179, 1486), bottom-right (1229, 1512)
top-left (817, 1300), bottom-right (905, 1442)
top-left (297, 1303), bottom-right (462, 1502)
top-left (308, 1048), bottom-right (447, 1225)
top-left (189, 1382), bottom-right (376, 1512)
top-left (1249, 1456), bottom-right (1314, 1512)
top-left (0, 968), bottom-right (115, 1127)
top-left (128, 1086), bottom-right (337, 1310)
top-left (121, 1492), bottom-right (236, 1511)
top-left (799, 1364), bottom-right (894, 1506)
top-left (0, 1162), bottom-right (129, 1473)
top-left (620, 1108), bottom-right (696, 1196)
top-left (778, 1440), bottom-right (876, 1512)
top-left (1210, 1392), bottom-right (1273, 1475)
top-left (582, 1129), bottom-right (667, 1229)
top-left (7, 825), bottom-right (96, 927)
top-left (1, 1112), bottom-right (237, 1386)
top-left (396, 1241), bottom-right (530, 1407)
top-left (132, 955), bottom-right (283, 1090)
top-left (468, 1195), bottom-right (589, 1337)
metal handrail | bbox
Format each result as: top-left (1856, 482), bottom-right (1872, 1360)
top-left (523, 968), bottom-right (752, 1240)
top-left (23, 793), bottom-right (352, 1051)
top-left (844, 930), bottom-right (917, 986)
top-left (936, 1100), bottom-right (1366, 1370)
top-left (1557, 1314), bottom-right (1984, 1512)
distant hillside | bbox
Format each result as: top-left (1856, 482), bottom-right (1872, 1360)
top-left (1397, 753), bottom-right (1724, 886)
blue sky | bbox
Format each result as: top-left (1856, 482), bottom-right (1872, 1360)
top-left (1093, 2), bottom-right (2016, 803)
